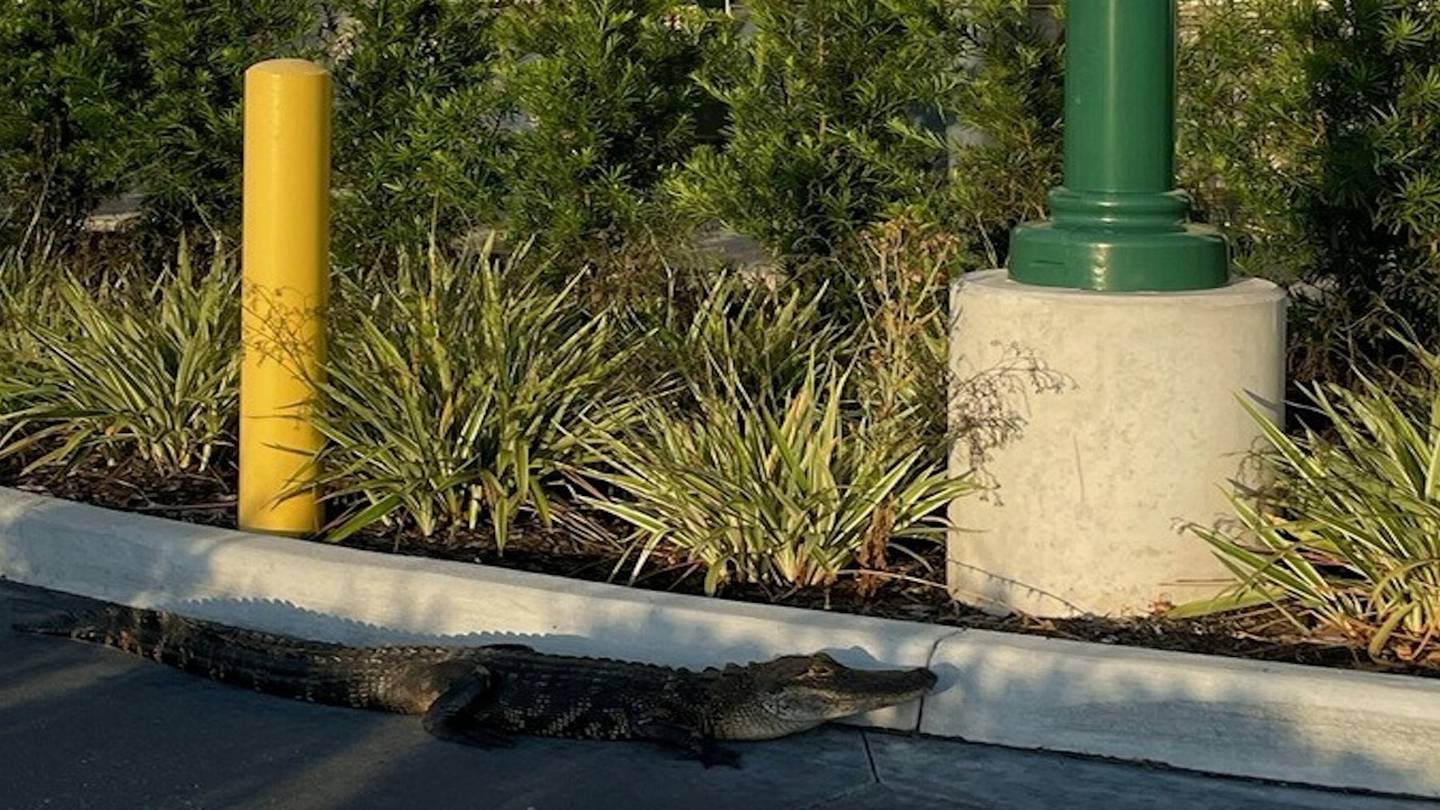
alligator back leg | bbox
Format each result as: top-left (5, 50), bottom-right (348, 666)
top-left (421, 665), bottom-right (513, 747)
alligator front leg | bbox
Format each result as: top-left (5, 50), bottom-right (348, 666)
top-left (422, 668), bottom-right (513, 748)
top-left (638, 721), bottom-right (741, 769)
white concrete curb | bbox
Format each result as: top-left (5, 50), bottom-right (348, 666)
top-left (922, 630), bottom-right (1440, 798)
top-left (1, 487), bottom-right (1437, 797)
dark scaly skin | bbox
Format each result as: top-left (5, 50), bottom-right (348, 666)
top-left (14, 603), bottom-right (937, 765)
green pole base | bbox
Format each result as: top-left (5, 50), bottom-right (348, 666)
top-left (1010, 188), bottom-right (1229, 292)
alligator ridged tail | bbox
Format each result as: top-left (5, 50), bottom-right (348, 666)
top-left (12, 604), bottom-right (408, 709)
top-left (14, 603), bottom-right (282, 659)
top-left (11, 611), bottom-right (87, 637)
top-left (15, 604), bottom-right (213, 649)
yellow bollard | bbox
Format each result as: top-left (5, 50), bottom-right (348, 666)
top-left (239, 59), bottom-right (331, 535)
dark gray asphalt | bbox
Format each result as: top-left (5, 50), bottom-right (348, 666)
top-left (0, 579), bottom-right (1432, 810)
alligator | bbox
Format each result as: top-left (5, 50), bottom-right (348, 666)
top-left (14, 603), bottom-right (937, 766)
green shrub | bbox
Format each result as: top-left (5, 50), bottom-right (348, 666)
top-left (0, 240), bottom-right (239, 474)
top-left (926, 0), bottom-right (1063, 271)
top-left (308, 240), bottom-right (639, 548)
top-left (668, 0), bottom-right (965, 261)
top-left (328, 0), bottom-right (507, 265)
top-left (1179, 0), bottom-right (1440, 384)
top-left (0, 0), bottom-right (148, 243)
top-left (127, 0), bottom-right (325, 237)
top-left (1189, 339), bottom-right (1440, 662)
top-left (493, 0), bottom-right (720, 266)
top-left (1178, 0), bottom-right (1314, 287)
top-left (0, 0), bottom-right (322, 248)
top-left (585, 367), bottom-right (974, 593)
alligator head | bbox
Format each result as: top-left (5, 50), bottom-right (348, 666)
top-left (705, 652), bottom-right (938, 740)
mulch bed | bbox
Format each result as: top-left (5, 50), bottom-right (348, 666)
top-left (2, 452), bottom-right (1427, 679)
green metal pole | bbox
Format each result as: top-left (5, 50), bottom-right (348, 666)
top-left (1009, 0), bottom-right (1228, 291)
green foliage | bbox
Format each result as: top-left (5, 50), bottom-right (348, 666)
top-left (6, 0), bottom-right (1440, 610)
top-left (0, 240), bottom-right (239, 474)
top-left (667, 0), bottom-right (966, 260)
top-left (493, 0), bottom-right (720, 262)
top-left (0, 241), bottom-right (70, 338)
top-left (1189, 339), bottom-right (1440, 662)
top-left (0, 0), bottom-right (321, 247)
top-left (646, 273), bottom-right (850, 405)
top-left (585, 367), bottom-right (974, 594)
top-left (0, 0), bottom-right (148, 242)
top-left (1179, 0), bottom-right (1440, 383)
top-left (928, 0), bottom-right (1063, 271)
top-left (848, 216), bottom-right (957, 455)
top-left (308, 240), bottom-right (638, 548)
top-left (0, 243), bottom-right (77, 424)
top-left (1178, 0), bottom-right (1315, 286)
top-left (127, 0), bottom-right (324, 237)
top-left (328, 0), bottom-right (507, 264)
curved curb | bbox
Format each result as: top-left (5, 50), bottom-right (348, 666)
top-left (0, 487), bottom-right (1437, 797)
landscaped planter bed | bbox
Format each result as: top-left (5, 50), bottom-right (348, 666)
top-left (2, 453), bottom-right (1427, 680)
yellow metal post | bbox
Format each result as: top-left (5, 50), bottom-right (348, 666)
top-left (239, 59), bottom-right (331, 535)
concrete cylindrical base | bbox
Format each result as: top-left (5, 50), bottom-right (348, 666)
top-left (947, 270), bottom-right (1287, 617)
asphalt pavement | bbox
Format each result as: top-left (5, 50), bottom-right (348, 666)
top-left (0, 578), bottom-right (1432, 810)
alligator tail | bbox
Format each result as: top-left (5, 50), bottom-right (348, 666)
top-left (12, 610), bottom-right (97, 637)
top-left (13, 604), bottom-right (177, 653)
top-left (13, 602), bottom-right (417, 711)
top-left (13, 605), bottom-right (139, 641)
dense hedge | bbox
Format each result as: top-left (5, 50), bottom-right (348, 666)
top-left (328, 0), bottom-right (506, 264)
top-left (0, 0), bottom-right (322, 244)
top-left (1, 0), bottom-right (1437, 383)
top-left (1179, 0), bottom-right (1440, 381)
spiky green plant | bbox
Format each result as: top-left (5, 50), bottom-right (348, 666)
top-left (0, 243), bottom-right (70, 423)
top-left (647, 272), bottom-right (851, 405)
top-left (585, 367), bottom-right (974, 593)
top-left (308, 239), bottom-right (639, 549)
top-left (0, 239), bottom-right (238, 473)
top-left (1189, 340), bottom-right (1440, 661)
top-left (0, 240), bottom-right (69, 337)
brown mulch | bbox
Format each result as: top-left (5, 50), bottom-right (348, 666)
top-left (1, 452), bottom-right (1427, 679)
